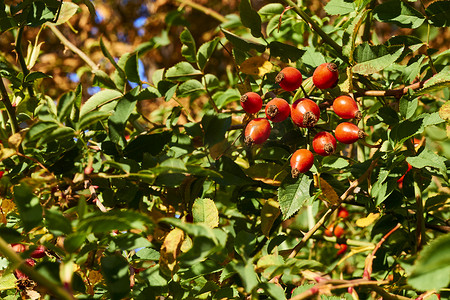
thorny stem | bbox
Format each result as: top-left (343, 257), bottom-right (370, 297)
top-left (290, 278), bottom-right (392, 300)
top-left (203, 74), bottom-right (220, 113)
top-left (48, 25), bottom-right (99, 71)
top-left (175, 0), bottom-right (227, 23)
top-left (363, 223), bottom-right (401, 280)
top-left (0, 237), bottom-right (75, 300)
top-left (0, 77), bottom-right (20, 135)
top-left (281, 0), bottom-right (348, 64)
top-left (287, 159), bottom-right (378, 258)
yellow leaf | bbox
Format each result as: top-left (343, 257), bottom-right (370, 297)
top-left (240, 56), bottom-right (273, 77)
top-left (1, 199), bottom-right (16, 215)
top-left (356, 213), bottom-right (380, 227)
top-left (159, 228), bottom-right (185, 276)
top-left (315, 176), bottom-right (340, 205)
top-left (261, 199), bottom-right (281, 237)
top-left (245, 162), bottom-right (288, 186)
top-left (192, 198), bottom-right (219, 228)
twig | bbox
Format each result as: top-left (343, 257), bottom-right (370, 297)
top-left (287, 159), bottom-right (378, 258)
top-left (0, 237), bottom-right (75, 300)
top-left (290, 278), bottom-right (390, 300)
top-left (48, 25), bottom-right (99, 71)
top-left (15, 27), bottom-right (35, 98)
top-left (280, 0), bottom-right (348, 64)
top-left (175, 0), bottom-right (227, 23)
top-left (363, 223), bottom-right (401, 280)
top-left (0, 77), bottom-right (20, 135)
top-left (371, 286), bottom-right (413, 300)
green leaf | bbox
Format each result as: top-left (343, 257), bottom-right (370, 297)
top-left (180, 28), bottom-right (197, 63)
top-left (80, 89), bottom-right (123, 117)
top-left (13, 183), bottom-right (43, 231)
top-left (77, 111), bottom-right (111, 130)
top-left (426, 1), bottom-right (450, 27)
top-left (260, 282), bottom-right (287, 300)
top-left (268, 41), bottom-right (305, 63)
top-left (100, 37), bottom-right (126, 80)
top-left (0, 227), bottom-right (22, 244)
top-left (399, 96), bottom-right (418, 119)
top-left (137, 86), bottom-right (161, 100)
top-left (26, 122), bottom-right (59, 142)
top-left (213, 88), bottom-right (241, 109)
top-left (192, 198), bottom-right (219, 228)
top-left (101, 255), bottom-right (130, 300)
top-left (408, 234), bottom-right (450, 291)
top-left (404, 55), bottom-right (425, 84)
top-left (259, 3), bottom-right (285, 15)
top-left (201, 112), bottom-right (231, 147)
top-left (407, 148), bottom-right (447, 175)
top-left (324, 0), bottom-right (355, 15)
top-left (93, 69), bottom-right (117, 90)
top-left (373, 0), bottom-right (425, 28)
top-left (44, 209), bottom-right (73, 236)
top-left (24, 71), bottom-right (51, 82)
top-left (239, 0), bottom-right (263, 38)
top-left (234, 231), bottom-right (257, 259)
top-left (78, 210), bottom-right (153, 233)
top-left (214, 156), bottom-right (254, 186)
top-left (165, 62), bottom-right (202, 79)
top-left (232, 261), bottom-right (259, 293)
top-left (38, 126), bottom-right (76, 146)
top-left (135, 248), bottom-right (160, 260)
top-left (57, 90), bottom-right (76, 122)
top-left (342, 9), bottom-right (369, 60)
top-left (390, 119), bottom-right (423, 145)
top-left (414, 70), bottom-right (450, 96)
top-left (109, 233), bottom-right (152, 251)
top-left (124, 131), bottom-right (172, 161)
top-left (301, 47), bottom-right (326, 69)
top-left (221, 29), bottom-right (266, 53)
top-left (353, 44), bottom-right (404, 75)
top-left (278, 174), bottom-right (313, 220)
top-left (197, 37), bottom-right (220, 71)
top-left (125, 53), bottom-right (140, 83)
top-left (108, 90), bottom-right (138, 144)
top-left (64, 232), bottom-right (87, 253)
top-left (177, 79), bottom-right (204, 95)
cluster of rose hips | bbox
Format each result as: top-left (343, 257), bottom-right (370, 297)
top-left (241, 63), bottom-right (365, 177)
top-left (324, 207), bottom-right (349, 256)
top-left (10, 243), bottom-right (46, 280)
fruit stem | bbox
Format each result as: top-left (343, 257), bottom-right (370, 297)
top-left (281, 0), bottom-right (348, 64)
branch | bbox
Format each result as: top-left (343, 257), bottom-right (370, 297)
top-left (280, 0), bottom-right (348, 64)
top-left (175, 0), bottom-right (227, 23)
top-left (287, 159), bottom-right (378, 258)
top-left (363, 223), bottom-right (401, 280)
top-left (48, 25), bottom-right (99, 72)
top-left (0, 237), bottom-right (75, 300)
top-left (354, 81), bottom-right (425, 98)
top-left (290, 278), bottom-right (390, 300)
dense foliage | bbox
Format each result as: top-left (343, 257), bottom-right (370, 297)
top-left (1, 0), bottom-right (449, 299)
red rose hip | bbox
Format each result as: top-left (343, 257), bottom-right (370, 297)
top-left (240, 92), bottom-right (263, 114)
top-left (312, 132), bottom-right (337, 156)
top-left (333, 95), bottom-right (361, 120)
top-left (30, 245), bottom-right (46, 259)
top-left (290, 149), bottom-right (314, 177)
top-left (335, 122), bottom-right (366, 144)
top-left (313, 63), bottom-right (339, 89)
top-left (265, 98), bottom-right (290, 123)
top-left (291, 98), bottom-right (320, 128)
top-left (275, 67), bottom-right (303, 92)
top-left (244, 118), bottom-right (271, 146)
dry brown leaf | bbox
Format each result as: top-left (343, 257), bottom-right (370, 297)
top-left (159, 228), bottom-right (185, 276)
top-left (240, 56), bottom-right (273, 77)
